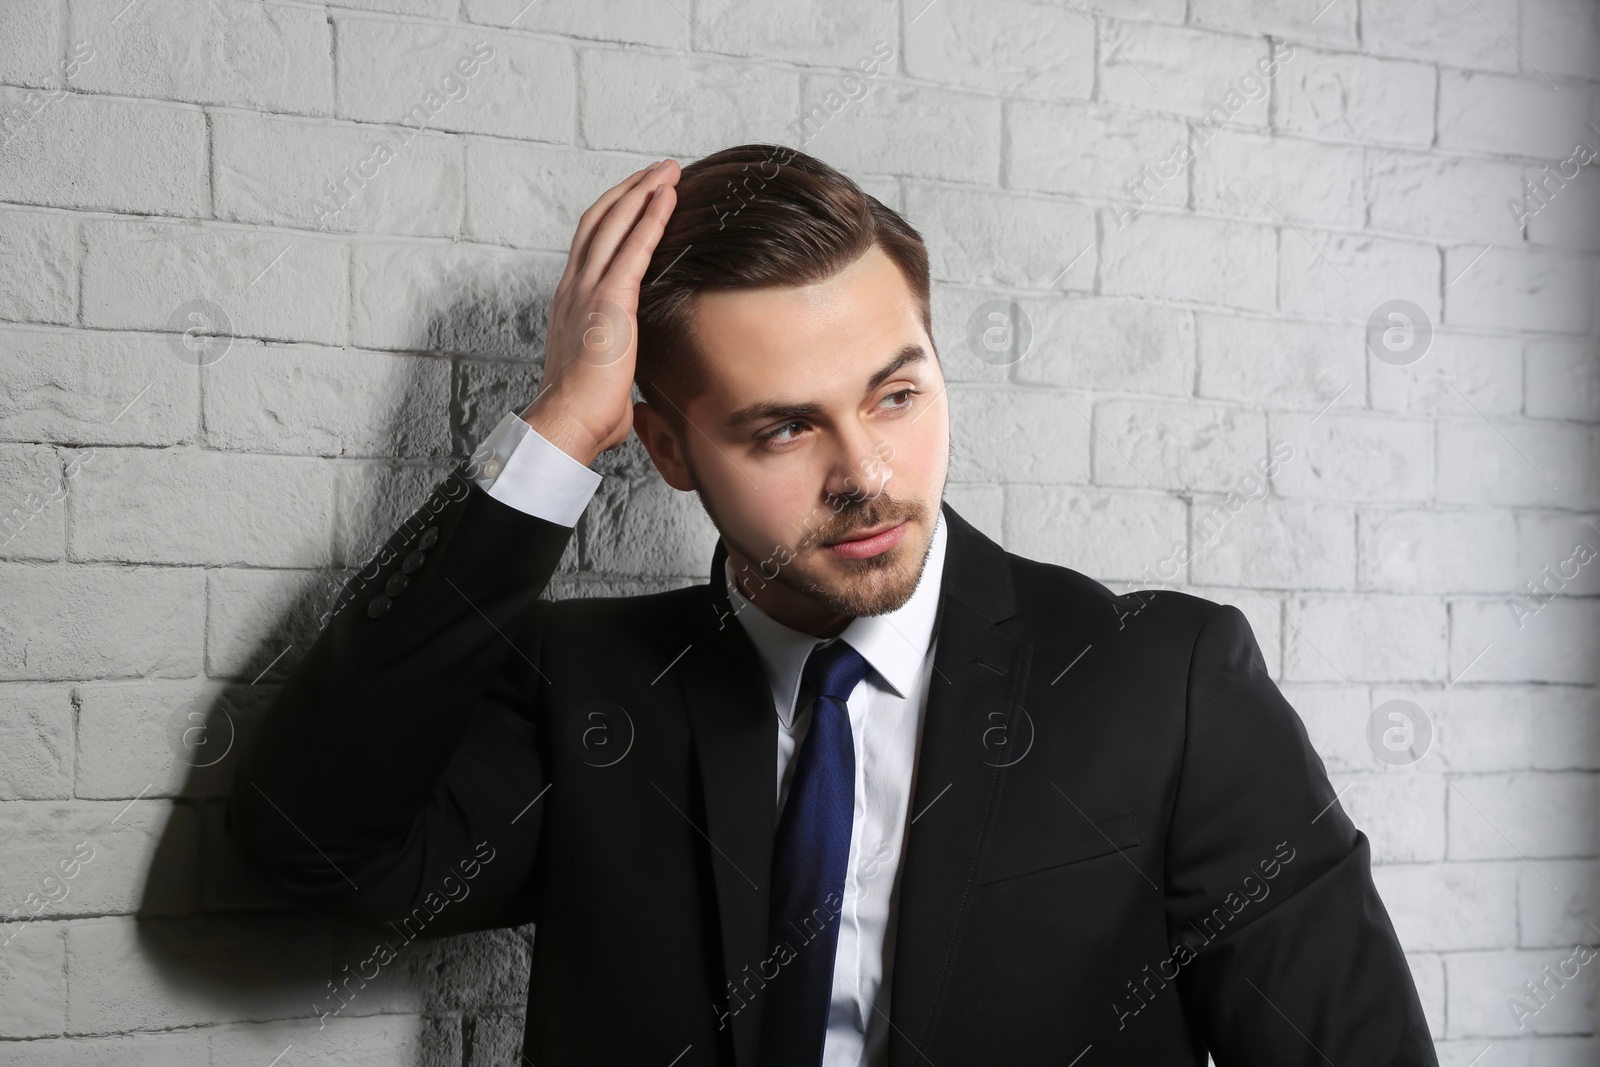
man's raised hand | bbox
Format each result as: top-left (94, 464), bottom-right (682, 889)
top-left (521, 159), bottom-right (680, 466)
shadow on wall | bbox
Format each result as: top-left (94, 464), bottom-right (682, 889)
top-left (128, 266), bottom-right (707, 1062)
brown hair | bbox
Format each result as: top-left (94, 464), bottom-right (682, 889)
top-left (635, 143), bottom-right (933, 430)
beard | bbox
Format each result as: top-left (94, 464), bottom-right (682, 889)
top-left (695, 471), bottom-right (944, 619)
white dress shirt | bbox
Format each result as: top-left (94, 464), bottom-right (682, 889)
top-left (470, 410), bottom-right (947, 1067)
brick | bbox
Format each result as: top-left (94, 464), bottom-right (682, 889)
top-left (1361, 0), bottom-right (1521, 71)
top-left (1368, 331), bottom-right (1523, 418)
top-left (1329, 771), bottom-right (1447, 862)
top-left (1014, 298), bottom-right (1194, 397)
top-left (1527, 338), bottom-right (1600, 421)
top-left (1367, 149), bottom-right (1528, 245)
top-left (75, 680), bottom-right (274, 799)
top-left (337, 19), bottom-right (571, 143)
top-left (209, 1014), bottom-right (456, 1065)
top-left (1359, 508), bottom-right (1520, 594)
top-left (1445, 948), bottom-right (1600, 1037)
top-left (1438, 70), bottom-right (1595, 159)
top-left (0, 921), bottom-right (65, 1037)
top-left (699, 0), bottom-right (899, 70)
top-left (465, 141), bottom-right (656, 249)
top-left (0, 563), bottom-right (203, 680)
top-left (792, 78), bottom-right (1000, 187)
top-left (1373, 862), bottom-right (1518, 951)
top-left (1196, 314), bottom-right (1364, 411)
top-left (336, 0), bottom-right (454, 15)
top-left (904, 0), bottom-right (1090, 97)
top-left (1522, 0), bottom-right (1600, 80)
top-left (1518, 859), bottom-right (1600, 948)
top-left (1395, 684), bottom-right (1600, 772)
top-left (906, 184), bottom-right (1095, 289)
top-left (331, 461), bottom-right (461, 570)
top-left (1003, 486), bottom-right (1186, 584)
top-left (942, 483), bottom-right (1003, 545)
top-left (465, 0), bottom-right (688, 47)
top-left (1102, 211), bottom-right (1276, 310)
top-left (926, 285), bottom-right (1018, 388)
top-left (82, 220), bottom-right (349, 346)
top-left (1278, 229), bottom-right (1439, 323)
top-left (70, 0), bottom-right (331, 113)
top-left (1451, 597), bottom-right (1599, 685)
top-left (0, 444), bottom-right (68, 561)
top-left (1190, 499), bottom-right (1356, 591)
top-left (1284, 595), bottom-right (1448, 682)
top-left (0, 683), bottom-right (74, 799)
top-left (203, 342), bottom-right (451, 459)
top-left (579, 49), bottom-right (799, 160)
top-left (350, 241), bottom-right (562, 359)
top-left (1275, 49), bottom-right (1434, 147)
top-left (1279, 683), bottom-right (1370, 773)
top-left (1098, 21), bottom-right (1269, 126)
top-left (585, 478), bottom-right (718, 577)
top-left (0, 800), bottom-right (198, 918)
top-left (0, 0), bottom-right (63, 88)
top-left (1438, 419), bottom-right (1599, 509)
top-left (1009, 100), bottom-right (1187, 206)
top-left (65, 916), bottom-right (329, 1032)
top-left (0, 1030), bottom-right (208, 1066)
top-left (1093, 398), bottom-right (1266, 493)
top-left (0, 90), bottom-right (204, 216)
top-left (0, 327), bottom-right (200, 447)
top-left (1445, 245), bottom-right (1595, 334)
top-left (0, 209), bottom-right (77, 325)
top-left (1269, 412), bottom-right (1433, 502)
top-left (1192, 0), bottom-right (1356, 41)
top-left (205, 567), bottom-right (343, 681)
top-left (1516, 510), bottom-right (1600, 597)
top-left (1192, 130), bottom-right (1364, 227)
top-left (213, 112), bottom-right (463, 238)
top-left (70, 449), bottom-right (335, 568)
top-left (1524, 167), bottom-right (1600, 254)
top-left (948, 385), bottom-right (1090, 484)
top-left (1449, 773), bottom-right (1600, 861)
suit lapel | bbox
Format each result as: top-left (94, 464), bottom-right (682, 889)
top-left (677, 537), bottom-right (778, 1067)
top-left (888, 502), bottom-right (1030, 1065)
top-left (676, 503), bottom-right (1027, 1067)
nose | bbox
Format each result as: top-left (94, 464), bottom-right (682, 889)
top-left (823, 420), bottom-right (893, 507)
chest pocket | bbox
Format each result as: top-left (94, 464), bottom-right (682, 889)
top-left (977, 805), bottom-right (1141, 885)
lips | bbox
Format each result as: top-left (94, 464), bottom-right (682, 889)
top-left (824, 520), bottom-right (901, 546)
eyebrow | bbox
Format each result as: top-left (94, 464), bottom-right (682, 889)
top-left (724, 344), bottom-right (929, 430)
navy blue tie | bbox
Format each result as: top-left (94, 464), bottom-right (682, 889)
top-left (758, 638), bottom-right (870, 1067)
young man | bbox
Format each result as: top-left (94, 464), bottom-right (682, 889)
top-left (228, 145), bottom-right (1438, 1066)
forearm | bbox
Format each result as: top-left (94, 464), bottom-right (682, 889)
top-left (225, 466), bottom-right (572, 910)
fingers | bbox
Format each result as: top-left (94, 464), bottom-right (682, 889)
top-left (599, 180), bottom-right (677, 299)
top-left (561, 160), bottom-right (675, 292)
top-left (577, 160), bottom-right (678, 293)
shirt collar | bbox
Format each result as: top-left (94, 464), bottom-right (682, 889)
top-left (726, 510), bottom-right (948, 729)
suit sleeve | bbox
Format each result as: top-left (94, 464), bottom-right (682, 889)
top-left (224, 461), bottom-right (578, 939)
top-left (1163, 603), bottom-right (1438, 1065)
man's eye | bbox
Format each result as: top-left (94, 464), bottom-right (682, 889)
top-left (760, 420), bottom-right (806, 444)
top-left (882, 388), bottom-right (919, 409)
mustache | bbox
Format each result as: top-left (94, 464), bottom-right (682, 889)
top-left (798, 494), bottom-right (922, 551)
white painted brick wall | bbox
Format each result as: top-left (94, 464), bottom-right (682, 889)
top-left (0, 1), bottom-right (1595, 1062)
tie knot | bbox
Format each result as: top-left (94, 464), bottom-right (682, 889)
top-left (802, 638), bottom-right (870, 706)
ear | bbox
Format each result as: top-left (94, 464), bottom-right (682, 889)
top-left (632, 400), bottom-right (696, 491)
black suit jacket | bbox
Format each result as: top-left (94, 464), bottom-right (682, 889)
top-left (227, 466), bottom-right (1438, 1066)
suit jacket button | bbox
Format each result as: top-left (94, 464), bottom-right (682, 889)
top-left (419, 527), bottom-right (439, 549)
top-left (385, 573), bottom-right (410, 597)
top-left (402, 550), bottom-right (425, 573)
top-left (367, 595), bottom-right (392, 618)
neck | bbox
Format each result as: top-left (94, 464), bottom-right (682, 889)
top-left (724, 546), bottom-right (852, 639)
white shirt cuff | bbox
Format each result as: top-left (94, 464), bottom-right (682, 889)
top-left (469, 410), bottom-right (603, 528)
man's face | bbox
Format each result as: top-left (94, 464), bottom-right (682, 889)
top-left (637, 243), bottom-right (950, 637)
